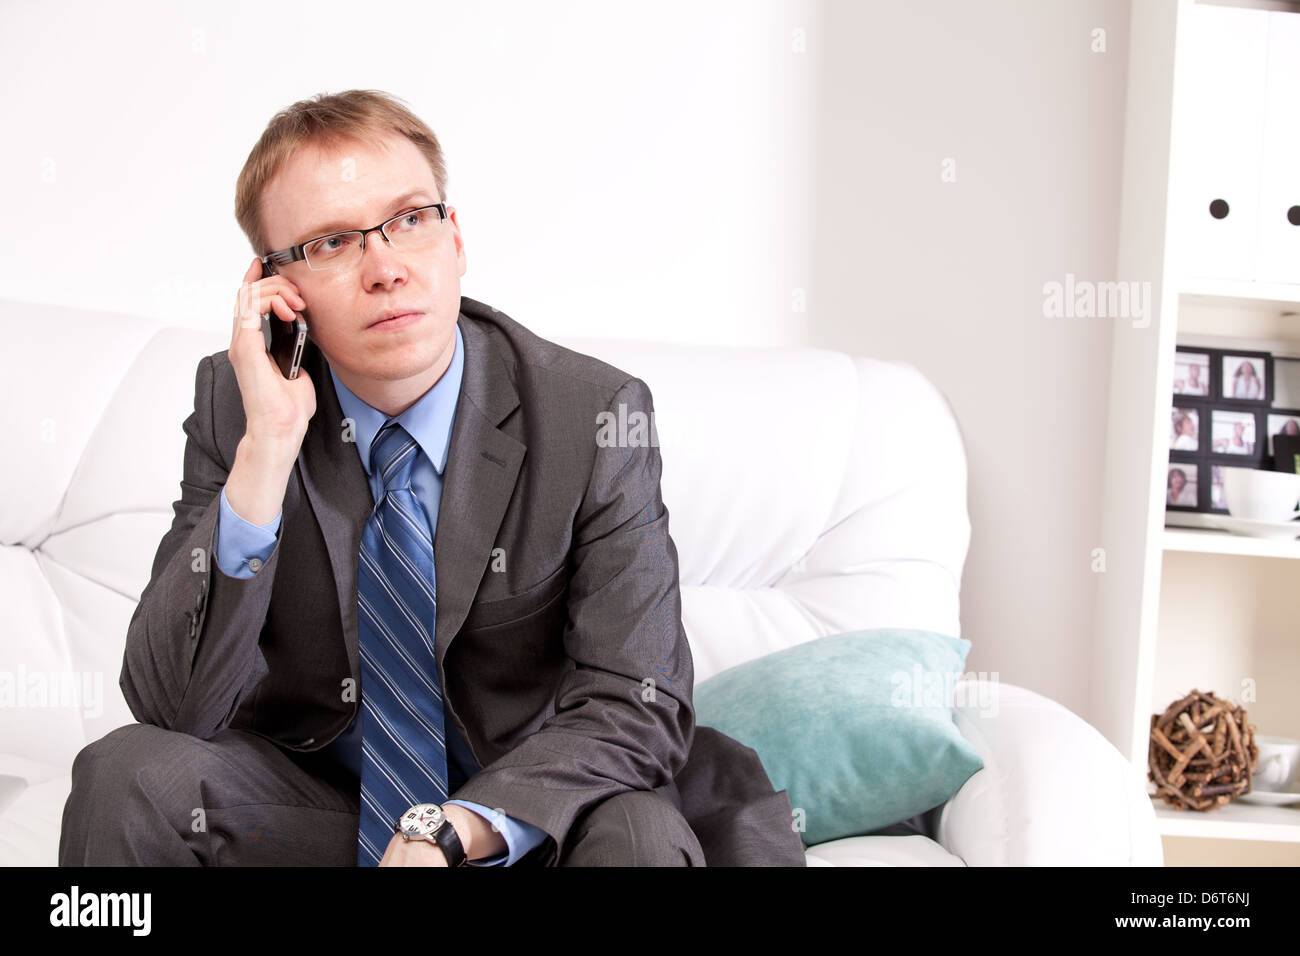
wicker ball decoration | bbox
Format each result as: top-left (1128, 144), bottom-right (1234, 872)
top-left (1149, 689), bottom-right (1258, 811)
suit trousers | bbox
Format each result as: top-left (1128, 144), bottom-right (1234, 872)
top-left (58, 723), bottom-right (706, 867)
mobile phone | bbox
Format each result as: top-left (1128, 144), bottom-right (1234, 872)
top-left (259, 257), bottom-right (308, 380)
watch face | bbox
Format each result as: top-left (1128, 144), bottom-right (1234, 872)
top-left (400, 803), bottom-right (444, 835)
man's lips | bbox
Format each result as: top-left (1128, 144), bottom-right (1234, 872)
top-left (368, 311), bottom-right (424, 330)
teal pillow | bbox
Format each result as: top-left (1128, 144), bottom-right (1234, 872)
top-left (693, 627), bottom-right (984, 847)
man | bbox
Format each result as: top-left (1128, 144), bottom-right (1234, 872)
top-left (58, 89), bottom-right (805, 867)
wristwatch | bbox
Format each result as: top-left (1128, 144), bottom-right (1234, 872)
top-left (394, 803), bottom-right (468, 867)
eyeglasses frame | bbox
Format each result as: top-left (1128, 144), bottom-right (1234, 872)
top-left (260, 202), bottom-right (450, 274)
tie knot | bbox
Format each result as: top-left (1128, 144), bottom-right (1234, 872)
top-left (371, 420), bottom-right (419, 491)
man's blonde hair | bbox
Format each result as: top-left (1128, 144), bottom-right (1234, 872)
top-left (235, 89), bottom-right (449, 256)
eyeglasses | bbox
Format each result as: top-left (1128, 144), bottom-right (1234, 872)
top-left (262, 202), bottom-right (449, 273)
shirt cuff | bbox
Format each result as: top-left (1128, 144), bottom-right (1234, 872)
top-left (215, 486), bottom-right (282, 578)
top-left (443, 800), bottom-right (550, 866)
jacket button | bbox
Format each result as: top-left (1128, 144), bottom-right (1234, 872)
top-left (248, 557), bottom-right (263, 572)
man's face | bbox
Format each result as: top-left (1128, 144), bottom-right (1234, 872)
top-left (260, 132), bottom-right (466, 401)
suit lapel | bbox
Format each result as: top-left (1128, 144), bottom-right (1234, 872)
top-left (428, 315), bottom-right (525, 665)
top-left (297, 307), bottom-right (525, 690)
top-left (296, 335), bottom-right (371, 686)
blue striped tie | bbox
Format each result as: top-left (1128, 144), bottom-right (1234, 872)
top-left (355, 419), bottom-right (447, 866)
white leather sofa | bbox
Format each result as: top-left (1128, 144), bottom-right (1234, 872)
top-left (0, 297), bottom-right (1162, 866)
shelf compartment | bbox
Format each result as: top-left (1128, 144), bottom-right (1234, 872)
top-left (1152, 796), bottom-right (1300, 842)
top-left (1162, 525), bottom-right (1300, 559)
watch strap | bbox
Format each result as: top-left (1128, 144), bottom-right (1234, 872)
top-left (433, 816), bottom-right (468, 867)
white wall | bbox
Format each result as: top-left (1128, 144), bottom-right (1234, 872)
top-left (0, 0), bottom-right (1130, 725)
top-left (806, 0), bottom-right (1129, 719)
top-left (0, 0), bottom-right (818, 346)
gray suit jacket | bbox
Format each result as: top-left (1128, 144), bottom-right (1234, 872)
top-left (120, 295), bottom-right (806, 866)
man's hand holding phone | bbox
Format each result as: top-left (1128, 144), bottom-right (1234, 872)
top-left (224, 257), bottom-right (319, 527)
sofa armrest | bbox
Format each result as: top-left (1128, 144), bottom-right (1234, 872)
top-left (0, 751), bottom-right (71, 866)
top-left (934, 680), bottom-right (1163, 865)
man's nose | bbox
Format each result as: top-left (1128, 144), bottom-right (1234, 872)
top-left (359, 229), bottom-right (404, 276)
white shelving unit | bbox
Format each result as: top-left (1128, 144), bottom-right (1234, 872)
top-left (1154, 799), bottom-right (1300, 843)
top-left (1181, 280), bottom-right (1300, 308)
top-left (1095, 0), bottom-right (1300, 859)
top-left (1163, 526), bottom-right (1300, 560)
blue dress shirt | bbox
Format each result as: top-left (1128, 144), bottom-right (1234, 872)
top-left (211, 322), bottom-right (549, 866)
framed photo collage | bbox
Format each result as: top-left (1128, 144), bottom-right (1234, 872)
top-left (1167, 347), bottom-right (1300, 515)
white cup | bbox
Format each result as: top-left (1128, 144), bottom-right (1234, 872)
top-left (1254, 735), bottom-right (1300, 791)
top-left (1222, 467), bottom-right (1300, 522)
